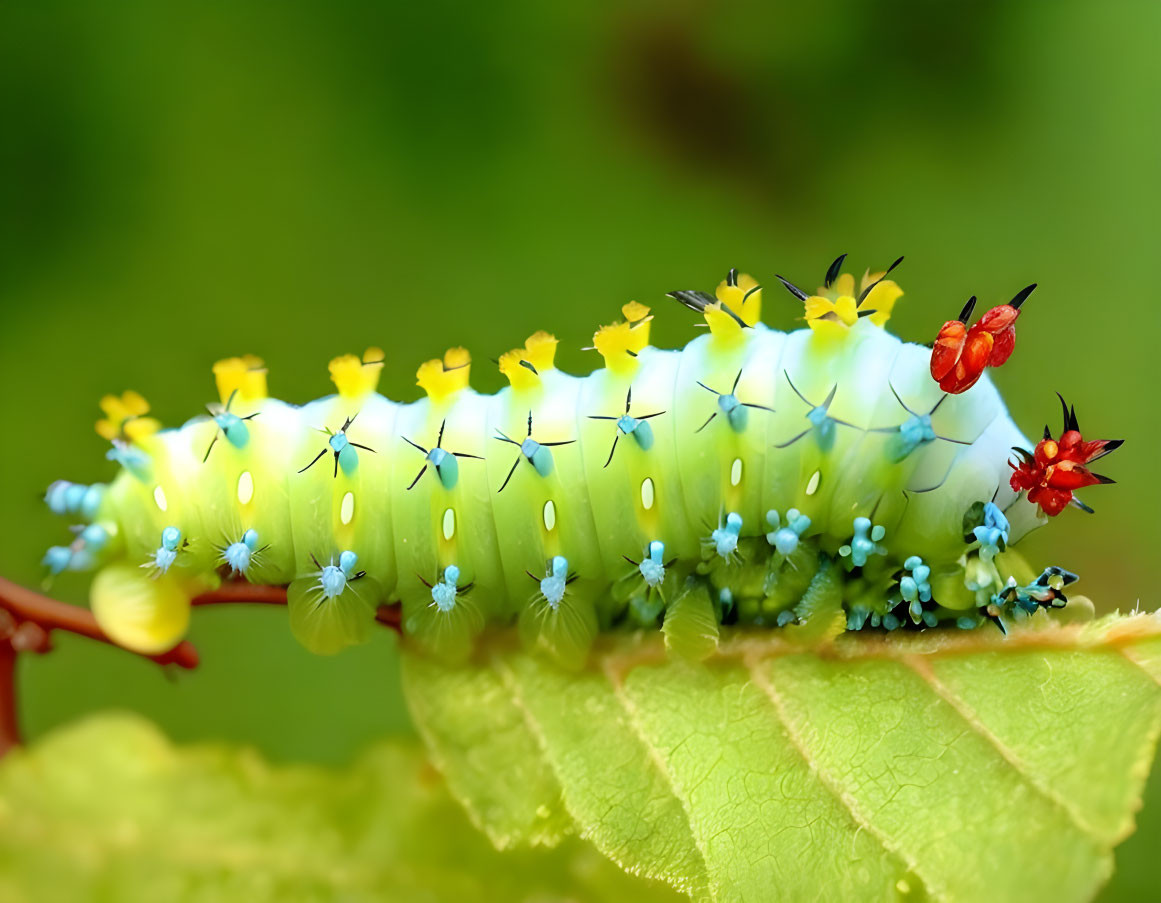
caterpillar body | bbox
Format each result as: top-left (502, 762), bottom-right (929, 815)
top-left (43, 261), bottom-right (1118, 665)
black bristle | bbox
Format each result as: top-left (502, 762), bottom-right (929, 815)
top-left (857, 255), bottom-right (904, 304)
top-left (667, 289), bottom-right (747, 327)
top-left (1055, 392), bottom-right (1080, 433)
top-left (1009, 283), bottom-right (1037, 309)
top-left (824, 253), bottom-right (847, 289)
top-left (774, 275), bottom-right (809, 302)
top-left (1092, 439), bottom-right (1125, 460)
top-left (958, 296), bottom-right (978, 323)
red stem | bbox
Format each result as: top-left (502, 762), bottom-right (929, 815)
top-left (0, 644), bottom-right (17, 757)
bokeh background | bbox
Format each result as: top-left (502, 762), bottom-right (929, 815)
top-left (1, 0), bottom-right (1158, 897)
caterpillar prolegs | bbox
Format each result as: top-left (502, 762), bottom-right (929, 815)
top-left (42, 259), bottom-right (1121, 665)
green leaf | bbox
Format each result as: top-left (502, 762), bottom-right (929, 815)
top-left (0, 713), bottom-right (683, 903)
top-left (402, 614), bottom-right (1161, 902)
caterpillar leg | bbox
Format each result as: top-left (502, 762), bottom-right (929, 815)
top-left (90, 563), bottom-right (194, 655)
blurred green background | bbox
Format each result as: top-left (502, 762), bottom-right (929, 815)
top-left (1, 0), bottom-right (1158, 896)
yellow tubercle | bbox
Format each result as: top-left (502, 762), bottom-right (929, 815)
top-left (593, 302), bottom-right (652, 373)
top-left (417, 347), bottom-right (472, 401)
top-left (95, 391), bottom-right (160, 442)
top-left (499, 331), bottom-right (557, 389)
top-left (805, 270), bottom-right (902, 336)
top-left (715, 272), bottom-right (762, 325)
top-left (330, 347), bottom-right (385, 399)
top-left (858, 270), bottom-right (903, 327)
top-left (705, 272), bottom-right (761, 342)
top-left (213, 355), bottom-right (268, 405)
top-left (621, 300), bottom-right (651, 326)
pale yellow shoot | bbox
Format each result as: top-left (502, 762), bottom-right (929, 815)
top-left (329, 347), bottom-right (385, 399)
top-left (499, 331), bottom-right (558, 390)
top-left (95, 391), bottom-right (160, 442)
top-left (417, 347), bottom-right (472, 401)
top-left (212, 355), bottom-right (268, 405)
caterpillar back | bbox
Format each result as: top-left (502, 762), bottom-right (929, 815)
top-left (43, 258), bottom-right (1121, 664)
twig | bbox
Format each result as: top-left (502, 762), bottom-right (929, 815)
top-left (0, 575), bottom-right (402, 755)
top-left (0, 644), bottom-right (17, 757)
top-left (0, 576), bottom-right (199, 669)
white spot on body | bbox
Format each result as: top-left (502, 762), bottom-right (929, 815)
top-left (730, 457), bottom-right (743, 486)
top-left (640, 477), bottom-right (655, 510)
top-left (237, 471), bottom-right (254, 505)
top-left (340, 491), bottom-right (355, 525)
top-left (153, 486), bottom-right (168, 512)
top-left (442, 507), bottom-right (455, 540)
top-left (806, 470), bottom-right (821, 496)
top-left (543, 499), bottom-right (556, 532)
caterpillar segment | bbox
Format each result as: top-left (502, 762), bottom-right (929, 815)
top-left (43, 258), bottom-right (1121, 664)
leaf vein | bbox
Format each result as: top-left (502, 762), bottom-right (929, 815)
top-left (744, 657), bottom-right (942, 903)
top-left (903, 654), bottom-right (1106, 847)
top-left (601, 659), bottom-right (716, 903)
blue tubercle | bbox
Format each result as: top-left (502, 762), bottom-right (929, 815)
top-left (329, 432), bottom-right (360, 477)
top-left (105, 440), bottom-right (151, 482)
top-left (711, 512), bottom-right (743, 559)
top-left (318, 549), bottom-right (360, 599)
top-left (214, 412), bottom-right (250, 449)
top-left (900, 556), bottom-right (932, 604)
top-left (638, 541), bottom-right (666, 587)
top-left (431, 564), bottom-right (460, 612)
top-left (223, 528), bottom-right (260, 576)
top-left (716, 588), bottom-right (734, 621)
top-left (973, 502), bottom-right (1010, 563)
top-left (901, 555), bottom-right (933, 624)
top-left (79, 523), bottom-right (109, 552)
top-left (618, 414), bottom-right (655, 450)
top-left (146, 526), bottom-right (183, 574)
top-left (807, 405), bottom-right (838, 452)
top-left (427, 447), bottom-right (459, 489)
top-left (716, 393), bottom-right (748, 433)
top-left (838, 517), bottom-right (886, 567)
top-left (46, 481), bottom-right (106, 520)
top-left (887, 413), bottom-right (937, 462)
top-left (521, 438), bottom-right (554, 478)
top-left (42, 546), bottom-right (73, 576)
top-left (765, 508), bottom-right (811, 555)
top-left (540, 555), bottom-right (569, 609)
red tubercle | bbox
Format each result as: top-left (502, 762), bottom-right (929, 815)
top-left (1009, 397), bottom-right (1122, 516)
top-left (929, 287), bottom-right (1034, 394)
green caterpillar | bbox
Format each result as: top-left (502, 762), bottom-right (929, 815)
top-left (42, 259), bottom-right (1102, 666)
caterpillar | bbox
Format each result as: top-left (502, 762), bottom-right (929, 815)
top-left (40, 257), bottom-right (1121, 665)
